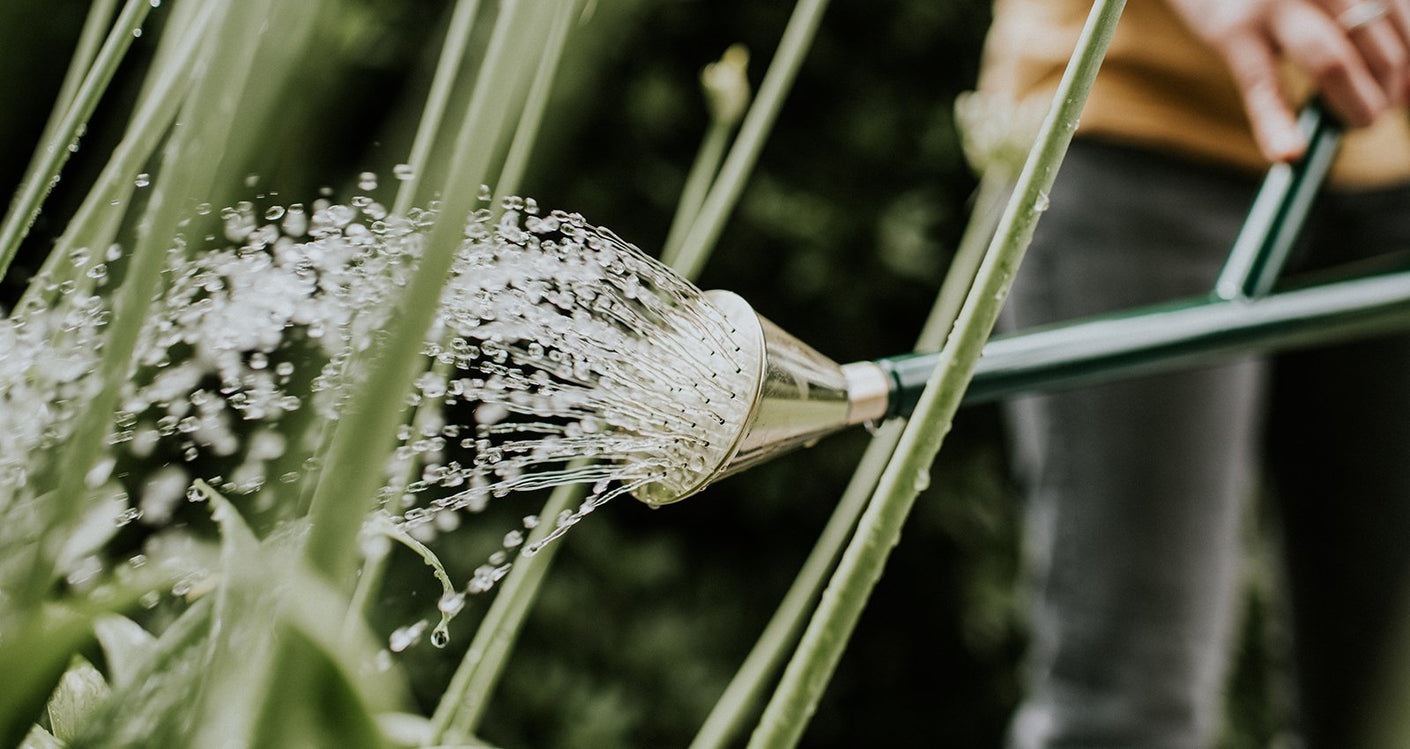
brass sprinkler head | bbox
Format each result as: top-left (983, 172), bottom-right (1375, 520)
top-left (632, 290), bottom-right (889, 506)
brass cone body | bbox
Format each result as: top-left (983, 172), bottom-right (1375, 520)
top-left (633, 290), bottom-right (869, 506)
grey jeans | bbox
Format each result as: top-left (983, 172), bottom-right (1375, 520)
top-left (1002, 139), bottom-right (1410, 749)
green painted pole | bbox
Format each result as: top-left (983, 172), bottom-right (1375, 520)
top-left (877, 266), bottom-right (1410, 412)
top-left (1213, 103), bottom-right (1342, 301)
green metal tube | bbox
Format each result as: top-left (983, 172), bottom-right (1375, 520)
top-left (1213, 103), bottom-right (1342, 301)
top-left (877, 267), bottom-right (1410, 414)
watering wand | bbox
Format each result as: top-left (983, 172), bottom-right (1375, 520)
top-left (408, 103), bottom-right (1409, 514)
top-left (633, 102), bottom-right (1410, 505)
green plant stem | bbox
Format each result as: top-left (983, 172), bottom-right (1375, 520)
top-left (688, 168), bottom-right (1013, 749)
top-left (349, 0), bottom-right (581, 630)
top-left (669, 0), bottom-right (831, 281)
top-left (17, 0), bottom-right (216, 313)
top-left (302, 0), bottom-right (550, 586)
top-left (746, 3), bottom-right (1126, 747)
top-left (431, 72), bottom-right (727, 733)
top-left (0, 0), bottom-right (153, 283)
top-left (347, 0), bottom-right (489, 626)
top-left (29, 0), bottom-right (119, 188)
top-left (432, 23), bottom-right (746, 730)
top-left (21, 0), bottom-right (265, 611)
top-left (915, 170), bottom-right (1016, 344)
top-left (660, 119), bottom-right (732, 266)
top-left (426, 480), bottom-right (582, 745)
top-left (392, 0), bottom-right (481, 217)
top-left (492, 0), bottom-right (579, 202)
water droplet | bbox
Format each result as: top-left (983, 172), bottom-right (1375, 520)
top-left (281, 205), bottom-right (308, 236)
top-left (393, 163), bottom-right (415, 181)
top-left (358, 172), bottom-right (378, 191)
top-left (134, 173), bottom-right (150, 188)
top-left (388, 620), bottom-right (427, 652)
top-left (475, 403), bottom-right (508, 425)
top-left (361, 532), bottom-right (391, 560)
top-left (430, 626), bottom-right (449, 648)
top-left (85, 457), bottom-right (115, 488)
top-left (437, 591), bottom-right (465, 615)
top-left (132, 27), bottom-right (142, 37)
top-left (1034, 191), bottom-right (1050, 213)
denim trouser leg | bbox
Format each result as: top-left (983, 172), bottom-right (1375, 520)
top-left (1267, 184), bottom-right (1410, 749)
top-left (1003, 140), bottom-right (1410, 748)
top-left (1002, 141), bottom-right (1265, 749)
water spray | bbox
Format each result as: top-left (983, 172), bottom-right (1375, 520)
top-left (445, 200), bottom-right (1410, 513)
top-left (588, 102), bottom-right (1410, 507)
top-left (52, 129), bottom-right (1410, 555)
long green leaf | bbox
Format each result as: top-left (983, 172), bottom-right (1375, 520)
top-left (0, 0), bottom-right (154, 281)
top-left (92, 614), bottom-right (157, 689)
top-left (392, 0), bottom-right (483, 217)
top-left (46, 655), bottom-right (109, 743)
top-left (16, 0), bottom-right (217, 312)
top-left (667, 0), bottom-right (831, 280)
top-left (689, 169), bottom-right (1015, 749)
top-left (747, 2), bottom-right (1127, 746)
top-left (0, 607), bottom-right (97, 748)
top-left (302, 0), bottom-right (554, 587)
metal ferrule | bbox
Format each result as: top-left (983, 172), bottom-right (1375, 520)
top-left (841, 361), bottom-right (890, 425)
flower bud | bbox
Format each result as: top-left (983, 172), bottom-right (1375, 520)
top-left (701, 44), bottom-right (751, 126)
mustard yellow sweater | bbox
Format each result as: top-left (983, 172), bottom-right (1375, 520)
top-left (980, 0), bottom-right (1410, 186)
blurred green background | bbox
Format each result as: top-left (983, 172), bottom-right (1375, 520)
top-left (0, 1), bottom-right (1284, 746)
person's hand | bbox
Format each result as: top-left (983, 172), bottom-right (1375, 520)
top-left (1166, 0), bottom-right (1410, 161)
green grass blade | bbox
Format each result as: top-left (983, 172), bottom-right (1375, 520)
top-left (302, 0), bottom-right (553, 586)
top-left (92, 615), bottom-right (158, 689)
top-left (667, 0), bottom-right (830, 280)
top-left (26, 0), bottom-right (120, 195)
top-left (689, 168), bottom-right (1015, 749)
top-left (659, 120), bottom-right (732, 265)
top-left (491, 0), bottom-right (582, 201)
top-left (351, 0), bottom-right (580, 640)
top-left (392, 0), bottom-right (483, 217)
top-left (0, 0), bottom-right (153, 282)
top-left (746, 2), bottom-right (1126, 746)
top-left (0, 607), bottom-right (96, 748)
top-left (17, 0), bottom-right (218, 312)
top-left (427, 480), bottom-right (582, 744)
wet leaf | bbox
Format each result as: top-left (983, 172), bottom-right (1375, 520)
top-left (92, 615), bottom-right (155, 689)
top-left (46, 655), bottom-right (109, 742)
